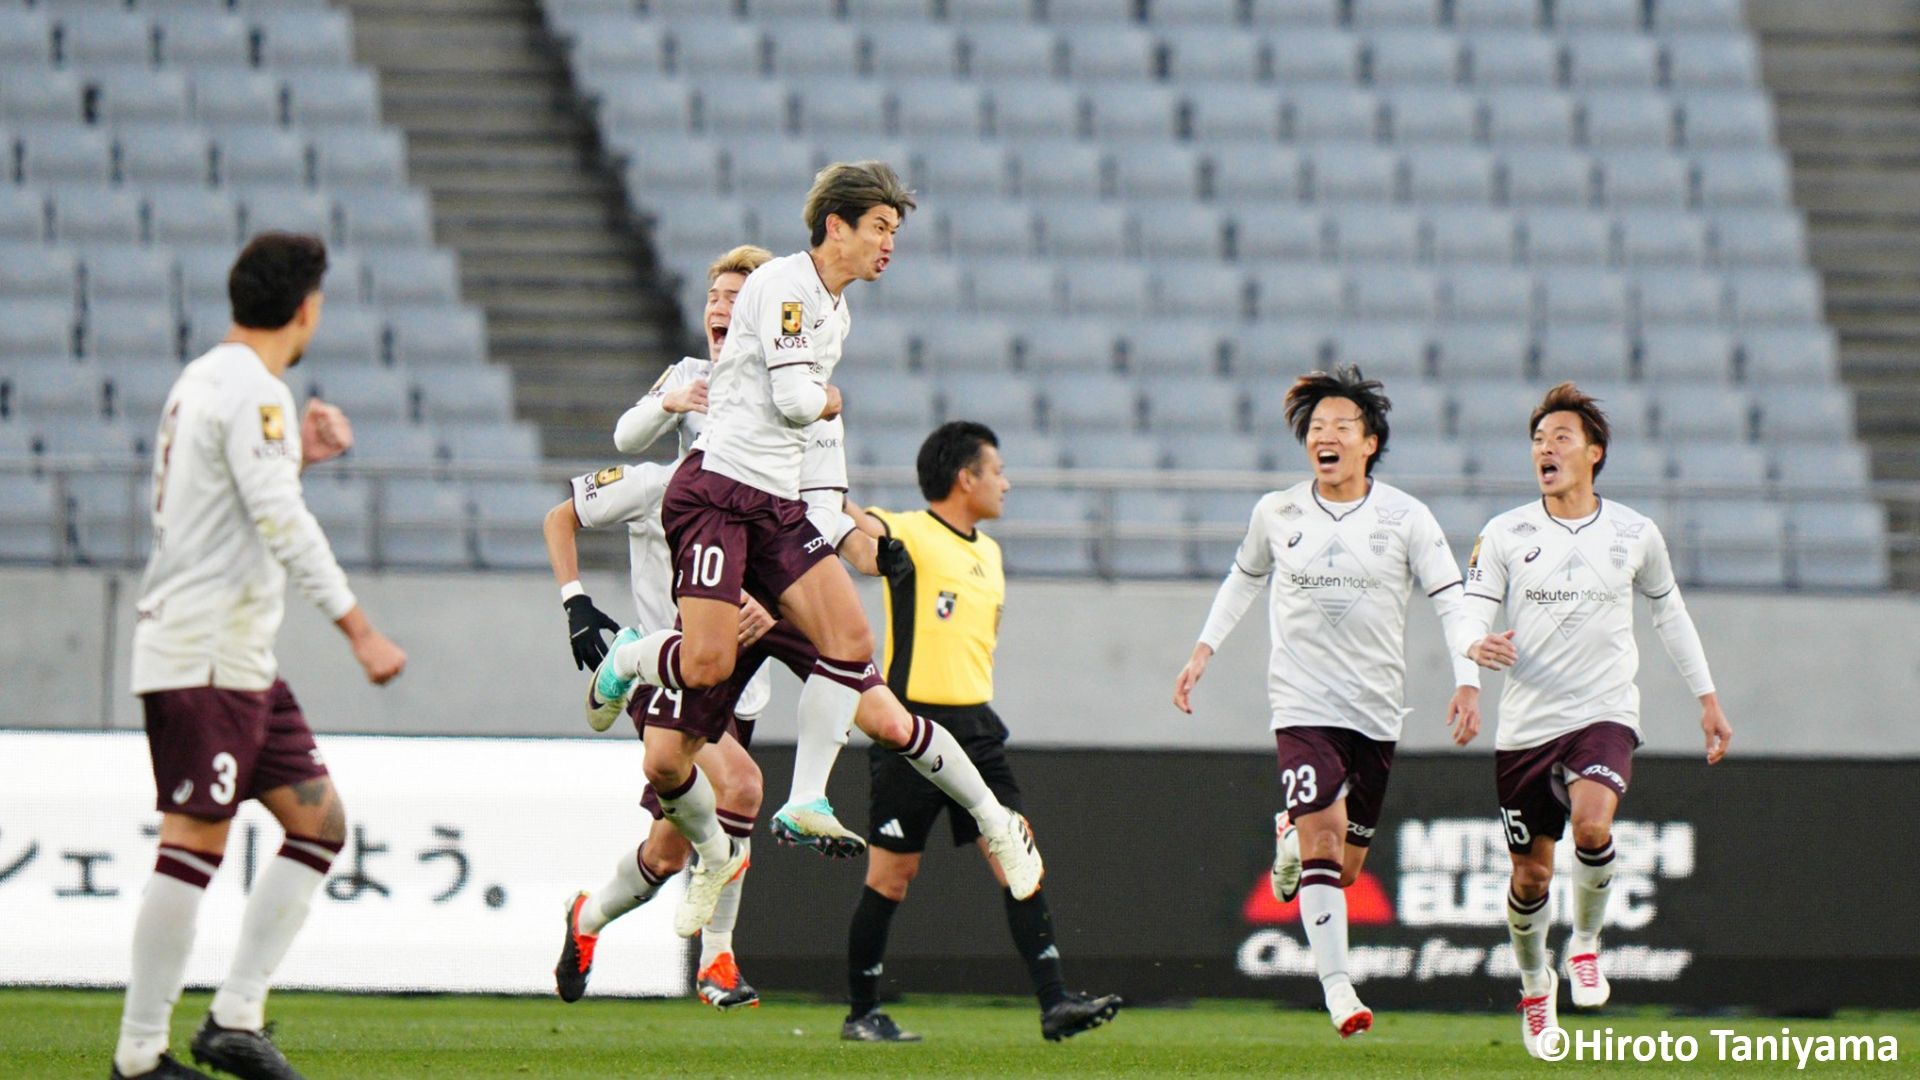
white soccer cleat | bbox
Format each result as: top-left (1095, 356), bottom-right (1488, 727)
top-left (770, 798), bottom-right (867, 859)
top-left (1270, 811), bottom-right (1302, 903)
top-left (673, 840), bottom-right (748, 939)
top-left (1326, 982), bottom-right (1373, 1039)
top-left (1564, 948), bottom-right (1611, 1009)
top-left (985, 811), bottom-right (1044, 900)
top-left (1517, 969), bottom-right (1561, 1059)
top-left (584, 628), bottom-right (642, 732)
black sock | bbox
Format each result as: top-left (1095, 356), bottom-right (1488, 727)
top-left (847, 886), bottom-right (900, 1018)
top-left (1004, 890), bottom-right (1067, 1011)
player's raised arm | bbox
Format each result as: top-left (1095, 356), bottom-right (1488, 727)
top-left (1635, 522), bottom-right (1730, 763)
top-left (1175, 495), bottom-right (1276, 714)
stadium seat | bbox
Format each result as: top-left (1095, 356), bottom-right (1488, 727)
top-left (86, 301), bottom-right (180, 363)
top-left (121, 127), bottom-right (216, 187)
top-left (83, 247), bottom-right (176, 305)
top-left (255, 9), bottom-right (356, 68)
top-left (191, 70), bottom-right (283, 127)
top-left (1, 243), bottom-right (82, 301)
top-left (0, 473), bottom-right (61, 562)
top-left (1619, 210), bottom-right (1708, 267)
top-left (155, 11), bottom-right (252, 68)
top-left (939, 371), bottom-right (1041, 431)
top-left (940, 200), bottom-right (1034, 259)
top-left (1729, 269), bottom-right (1822, 325)
top-left (1658, 390), bottom-right (1751, 441)
top-left (895, 80), bottom-right (986, 139)
top-left (1250, 0), bottom-right (1341, 28)
top-left (1015, 143), bottom-right (1106, 200)
top-left (1062, 261), bottom-right (1150, 316)
top-left (1102, 489), bottom-right (1193, 579)
top-left (701, 79), bottom-right (790, 136)
top-left (1565, 33), bottom-right (1659, 89)
top-left (1636, 268), bottom-right (1727, 325)
top-left (5, 363), bottom-right (102, 420)
top-left (219, 127), bottom-right (310, 188)
top-left (19, 125), bottom-right (113, 185)
top-left (1679, 499), bottom-right (1785, 588)
top-left (1309, 144), bottom-right (1399, 204)
top-left (920, 317), bottom-right (1016, 371)
top-left (1037, 203), bottom-right (1132, 259)
top-left (50, 188), bottom-right (143, 246)
top-left (1753, 384), bottom-right (1852, 443)
top-left (1065, 433), bottom-right (1164, 474)
top-left (767, 22), bottom-right (861, 79)
top-left (286, 69), bottom-right (384, 128)
top-left (1137, 204), bottom-right (1226, 261)
top-left (241, 187), bottom-right (334, 238)
top-left (1502, 149), bottom-right (1594, 208)
top-left (1348, 267), bottom-right (1438, 320)
top-left (1641, 327), bottom-right (1735, 383)
top-left (301, 473), bottom-right (373, 567)
top-left (1288, 88), bottom-right (1382, 143)
top-left (1539, 269), bottom-right (1628, 326)
top-left (1454, 0), bottom-right (1539, 31)
top-left (1271, 29), bottom-right (1360, 84)
top-left (869, 26), bottom-right (960, 79)
top-left (991, 82), bottom-right (1083, 142)
top-left (865, 258), bottom-right (967, 315)
top-left (948, 0), bottom-right (1036, 26)
top-left (1433, 323), bottom-right (1528, 381)
top-left (1601, 150), bottom-right (1690, 209)
top-left (103, 361), bottom-right (183, 423)
top-left (1, 69), bottom-right (84, 123)
top-left (1520, 209), bottom-right (1610, 264)
top-left (338, 190), bottom-right (434, 247)
top-left (1665, 33), bottom-right (1759, 90)
top-left (1190, 87), bottom-right (1283, 143)
top-left (1774, 445), bottom-right (1870, 491)
top-left (1163, 431), bottom-right (1266, 472)
top-left (1558, 0), bottom-right (1640, 32)
top-left (1063, 26), bottom-right (1159, 82)
top-left (0, 11), bottom-right (51, 66)
top-left (1407, 147), bottom-right (1497, 204)
top-left (444, 422), bottom-right (541, 466)
top-left (93, 70), bottom-right (193, 125)
top-left (1153, 264), bottom-right (1250, 319)
top-left (57, 11), bottom-right (153, 67)
top-left (1329, 321), bottom-right (1430, 380)
top-left (833, 370), bottom-right (938, 430)
top-left (364, 249), bottom-right (461, 307)
top-left (728, 139), bottom-right (818, 196)
top-left (964, 27), bottom-right (1061, 81)
top-left (1653, 0), bottom-right (1745, 33)
top-left (391, 307), bottom-right (485, 367)
top-left (1741, 326), bottom-right (1839, 385)
top-left (1429, 208), bottom-right (1518, 264)
top-left (1210, 145), bottom-right (1306, 203)
top-left (1090, 87), bottom-right (1181, 143)
top-left (914, 139), bottom-right (1011, 198)
top-left (1536, 322), bottom-right (1631, 382)
top-left (1368, 30), bottom-right (1458, 84)
top-left (1444, 266), bottom-right (1533, 322)
top-left (1228, 323), bottom-right (1331, 378)
top-left (1681, 91), bottom-right (1774, 149)
top-left (1386, 90), bottom-right (1479, 145)
top-left (1164, 28), bottom-right (1263, 84)
top-left (1583, 91), bottom-right (1674, 150)
top-left (1671, 443), bottom-right (1771, 487)
top-left (1453, 379), bottom-right (1544, 437)
top-left (377, 477), bottom-right (470, 568)
top-left (1139, 375), bottom-right (1242, 433)
top-left (1124, 321), bottom-right (1230, 378)
top-left (1228, 205), bottom-right (1321, 261)
top-left (1786, 500), bottom-right (1888, 589)
top-left (971, 258), bottom-right (1060, 316)
top-left (795, 78), bottom-right (889, 137)
top-left (0, 188), bottom-right (47, 243)
top-left (1252, 264), bottom-right (1344, 321)
top-left (1466, 33), bottom-right (1559, 87)
top-left (469, 477), bottom-right (561, 569)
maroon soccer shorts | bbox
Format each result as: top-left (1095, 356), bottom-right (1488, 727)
top-left (1272, 726), bottom-right (1398, 848)
top-left (661, 451), bottom-right (834, 607)
top-left (633, 619), bottom-right (819, 818)
top-left (1493, 721), bottom-right (1638, 854)
top-left (141, 680), bottom-right (328, 820)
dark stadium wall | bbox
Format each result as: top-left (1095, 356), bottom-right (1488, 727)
top-left (736, 747), bottom-right (1920, 1013)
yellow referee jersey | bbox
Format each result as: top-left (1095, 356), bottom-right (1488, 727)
top-left (869, 507), bottom-right (1005, 707)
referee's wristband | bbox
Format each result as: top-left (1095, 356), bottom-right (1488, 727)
top-left (560, 580), bottom-right (585, 603)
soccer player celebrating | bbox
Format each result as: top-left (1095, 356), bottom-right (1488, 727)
top-left (545, 245), bottom-right (779, 1011)
top-left (1172, 366), bottom-right (1482, 1039)
top-left (1450, 383), bottom-right (1730, 1059)
top-left (838, 422), bottom-right (1123, 1044)
top-left (588, 162), bottom-right (1042, 937)
top-left (115, 233), bottom-right (407, 1080)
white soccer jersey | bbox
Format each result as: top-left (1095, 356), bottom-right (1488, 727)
top-left (1458, 497), bottom-right (1715, 751)
top-left (698, 251), bottom-right (851, 499)
top-left (1198, 480), bottom-right (1481, 741)
top-left (131, 344), bottom-right (356, 694)
top-left (613, 356), bottom-right (709, 461)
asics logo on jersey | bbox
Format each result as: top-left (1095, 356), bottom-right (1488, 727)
top-left (1524, 547), bottom-right (1542, 562)
top-left (171, 780), bottom-right (194, 804)
top-left (1286, 532), bottom-right (1303, 548)
top-left (1314, 913), bottom-right (1332, 926)
top-left (930, 755), bottom-right (944, 773)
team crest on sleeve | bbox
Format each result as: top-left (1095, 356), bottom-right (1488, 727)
top-left (259, 405), bottom-right (285, 442)
top-left (593, 465), bottom-right (624, 486)
top-left (780, 301), bottom-right (804, 335)
top-left (1467, 535), bottom-right (1483, 570)
top-left (935, 590), bottom-right (957, 619)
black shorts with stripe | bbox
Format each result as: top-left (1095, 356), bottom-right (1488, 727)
top-left (865, 702), bottom-right (1022, 854)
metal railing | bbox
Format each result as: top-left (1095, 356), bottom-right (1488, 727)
top-left (2, 455), bottom-right (1913, 590)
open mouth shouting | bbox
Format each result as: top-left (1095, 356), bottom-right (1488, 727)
top-left (1538, 459), bottom-right (1561, 485)
top-left (707, 318), bottom-right (728, 354)
top-left (1314, 448), bottom-right (1341, 473)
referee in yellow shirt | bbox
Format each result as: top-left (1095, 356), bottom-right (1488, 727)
top-left (839, 421), bottom-right (1122, 1044)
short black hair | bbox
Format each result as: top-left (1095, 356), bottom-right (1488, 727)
top-left (1531, 381), bottom-right (1611, 477)
top-left (917, 420), bottom-right (998, 502)
top-left (229, 232), bottom-right (328, 330)
top-left (1282, 364), bottom-right (1391, 475)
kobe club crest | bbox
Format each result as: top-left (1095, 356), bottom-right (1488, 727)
top-left (935, 591), bottom-right (957, 620)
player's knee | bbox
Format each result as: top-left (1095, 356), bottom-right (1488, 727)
top-left (645, 841), bottom-right (689, 877)
top-left (679, 644), bottom-right (735, 690)
top-left (1570, 819), bottom-right (1611, 852)
top-left (867, 711), bottom-right (913, 751)
top-left (1339, 864), bottom-right (1363, 889)
top-left (867, 861), bottom-right (916, 900)
top-left (642, 758), bottom-right (690, 793)
top-left (316, 791), bottom-right (347, 847)
top-left (1510, 860), bottom-right (1553, 900)
top-left (725, 770), bottom-right (764, 818)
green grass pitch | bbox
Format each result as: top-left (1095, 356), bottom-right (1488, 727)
top-left (7, 989), bottom-right (1914, 1078)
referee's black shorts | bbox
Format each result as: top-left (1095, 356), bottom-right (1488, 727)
top-left (865, 702), bottom-right (1022, 854)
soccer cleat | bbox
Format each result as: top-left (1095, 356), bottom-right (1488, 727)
top-left (189, 1017), bottom-right (305, 1080)
top-left (696, 952), bottom-right (760, 1011)
top-left (770, 798), bottom-right (867, 859)
top-left (585, 627), bottom-right (642, 732)
top-left (984, 811), bottom-right (1044, 901)
top-left (673, 840), bottom-right (748, 938)
top-left (111, 1054), bottom-right (215, 1080)
top-left (1270, 811), bottom-right (1302, 904)
top-left (1326, 982), bottom-right (1373, 1039)
top-left (841, 1010), bottom-right (922, 1043)
top-left (1040, 991), bottom-right (1124, 1042)
top-left (1564, 949), bottom-right (1611, 1009)
top-left (1517, 969), bottom-right (1561, 1059)
top-left (554, 891), bottom-right (597, 1003)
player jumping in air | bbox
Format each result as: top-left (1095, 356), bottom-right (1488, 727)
top-left (838, 422), bottom-right (1123, 1044)
top-left (116, 233), bottom-right (407, 1080)
top-left (1173, 366), bottom-right (1483, 1039)
top-left (544, 245), bottom-right (780, 1011)
top-left (1450, 382), bottom-right (1731, 1059)
top-left (587, 162), bottom-right (1042, 938)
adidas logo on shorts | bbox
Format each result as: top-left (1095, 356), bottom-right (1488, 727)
top-left (877, 819), bottom-right (905, 840)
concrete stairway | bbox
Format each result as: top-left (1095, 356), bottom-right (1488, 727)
top-left (1749, 0), bottom-right (1920, 583)
top-left (337, 0), bottom-right (689, 465)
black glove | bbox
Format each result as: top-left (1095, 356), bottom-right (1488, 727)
top-left (876, 536), bottom-right (910, 579)
top-left (564, 594), bottom-right (622, 670)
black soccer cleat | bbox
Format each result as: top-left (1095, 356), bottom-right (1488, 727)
top-left (189, 1017), bottom-right (306, 1080)
top-left (111, 1053), bottom-right (215, 1079)
top-left (841, 1010), bottom-right (923, 1043)
top-left (1041, 991), bottom-right (1124, 1042)
top-left (555, 891), bottom-right (597, 1003)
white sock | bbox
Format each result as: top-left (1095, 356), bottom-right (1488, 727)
top-left (656, 766), bottom-right (730, 867)
top-left (209, 835), bottom-right (339, 1032)
top-left (116, 846), bottom-right (220, 1076)
top-left (700, 841), bottom-right (747, 969)
top-left (581, 844), bottom-right (667, 936)
top-left (1297, 861), bottom-right (1351, 1003)
top-left (787, 671), bottom-right (859, 806)
top-left (897, 715), bottom-right (1008, 831)
top-left (1569, 839), bottom-right (1615, 955)
top-left (1508, 888), bottom-right (1552, 995)
top-left (616, 629), bottom-right (681, 686)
